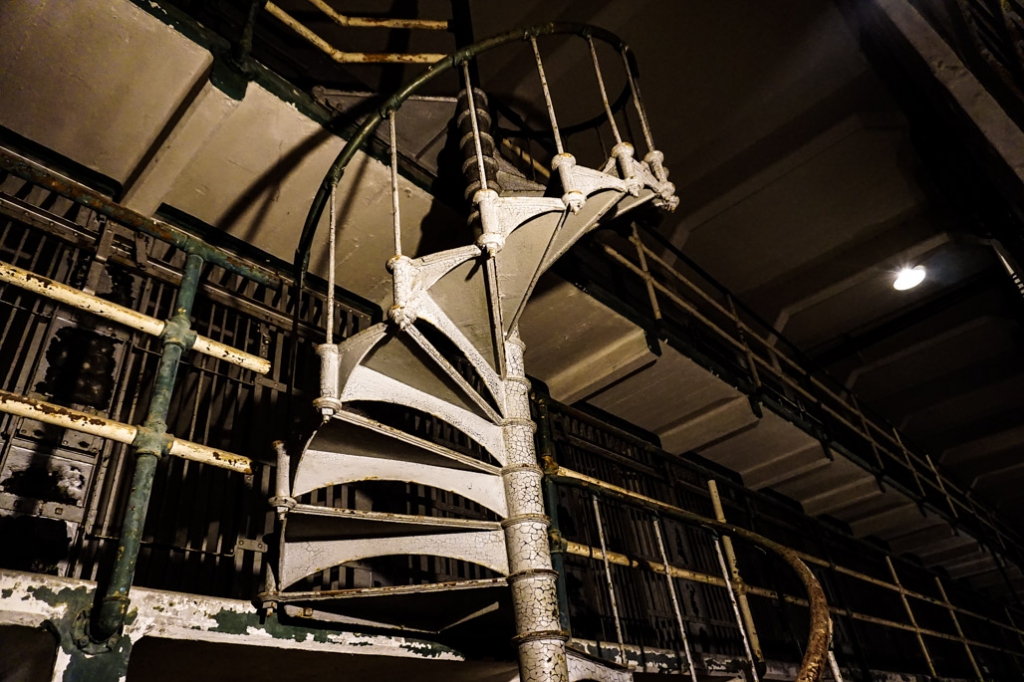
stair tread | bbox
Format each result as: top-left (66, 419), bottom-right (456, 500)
top-left (274, 577), bottom-right (506, 603)
top-left (288, 504), bottom-right (500, 538)
top-left (274, 577), bottom-right (509, 634)
top-left (312, 408), bottom-right (500, 475)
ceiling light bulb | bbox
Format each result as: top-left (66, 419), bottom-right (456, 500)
top-left (893, 266), bottom-right (926, 291)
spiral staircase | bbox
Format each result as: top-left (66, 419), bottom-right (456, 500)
top-left (259, 28), bottom-right (678, 680)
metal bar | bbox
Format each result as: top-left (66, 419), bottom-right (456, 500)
top-left (303, 0), bottom-right (449, 31)
top-left (619, 47), bottom-right (655, 153)
top-left (530, 36), bottom-right (565, 155)
top-left (851, 394), bottom-right (886, 475)
top-left (828, 650), bottom-right (844, 682)
top-left (591, 494), bottom-right (626, 664)
top-left (651, 516), bottom-right (699, 682)
top-left (564, 539), bottom-right (726, 587)
top-left (885, 556), bottom-right (936, 677)
top-left (0, 147), bottom-right (280, 289)
top-left (389, 110), bottom-right (402, 257)
top-left (0, 259), bottom-right (270, 373)
top-left (550, 468), bottom-right (831, 682)
top-left (548, 423), bottom-right (1024, 644)
top-left (715, 536), bottom-right (760, 682)
top-left (562, 536), bottom-right (1024, 659)
top-left (500, 139), bottom-right (550, 179)
top-left (609, 234), bottom-right (1024, 554)
top-left (631, 225), bottom-right (661, 320)
top-left (0, 389), bottom-right (250, 473)
top-left (935, 577), bottom-right (984, 680)
top-left (927, 453), bottom-right (960, 519)
top-left (265, 2), bottom-right (445, 63)
top-left (601, 244), bottom-right (747, 353)
top-left (708, 480), bottom-right (764, 665)
top-left (461, 61), bottom-right (489, 193)
top-left (727, 293), bottom-right (761, 392)
top-left (93, 253), bottom-right (203, 641)
top-left (325, 184), bottom-right (336, 345)
top-left (587, 35), bottom-right (621, 144)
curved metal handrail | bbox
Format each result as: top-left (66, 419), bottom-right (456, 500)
top-left (549, 466), bottom-right (832, 682)
top-left (293, 21), bottom-right (632, 286)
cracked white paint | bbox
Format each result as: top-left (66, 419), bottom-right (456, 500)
top-left (0, 570), bottom-right (464, 663)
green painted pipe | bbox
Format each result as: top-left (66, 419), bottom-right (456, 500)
top-left (92, 254), bottom-right (204, 642)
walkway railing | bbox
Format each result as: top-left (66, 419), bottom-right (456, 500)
top-left (537, 393), bottom-right (1024, 679)
top-left (586, 221), bottom-right (1024, 574)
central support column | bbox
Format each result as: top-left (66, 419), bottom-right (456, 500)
top-left (501, 327), bottom-right (569, 682)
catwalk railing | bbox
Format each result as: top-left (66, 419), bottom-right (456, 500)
top-left (537, 392), bottom-right (1024, 679)
top-left (2, 152), bottom-right (1023, 679)
top-left (557, 222), bottom-right (1024, 578)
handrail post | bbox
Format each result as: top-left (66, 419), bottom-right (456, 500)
top-left (592, 494), bottom-right (626, 665)
top-left (713, 534), bottom-right (760, 682)
top-left (935, 576), bottom-right (983, 680)
top-left (92, 253), bottom-right (204, 642)
top-left (651, 514), bottom-right (699, 682)
top-left (707, 480), bottom-right (763, 670)
top-left (885, 556), bottom-right (936, 677)
top-left (630, 225), bottom-right (662, 322)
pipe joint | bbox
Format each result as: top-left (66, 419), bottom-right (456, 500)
top-left (161, 314), bottom-right (197, 350)
top-left (132, 427), bottom-right (172, 457)
top-left (91, 596), bottom-right (130, 644)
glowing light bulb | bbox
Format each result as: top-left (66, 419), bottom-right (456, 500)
top-left (893, 266), bottom-right (926, 291)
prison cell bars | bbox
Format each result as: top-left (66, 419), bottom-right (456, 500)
top-left (538, 395), bottom-right (1024, 680)
top-left (0, 146), bottom-right (275, 644)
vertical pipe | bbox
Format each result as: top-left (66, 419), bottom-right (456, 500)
top-left (592, 494), bottom-right (626, 664)
top-left (926, 453), bottom-right (959, 519)
top-left (389, 110), bottom-right (403, 257)
top-left (935, 577), bottom-right (983, 680)
top-left (586, 36), bottom-right (621, 145)
top-left (816, 529), bottom-right (873, 679)
top-left (530, 37), bottom-right (564, 155)
top-left (501, 328), bottom-right (569, 682)
top-left (885, 556), bottom-right (936, 677)
top-left (827, 649), bottom-right (844, 682)
top-left (714, 536), bottom-right (760, 682)
top-left (326, 184), bottom-right (336, 345)
top-left (93, 253), bottom-right (204, 641)
top-left (461, 61), bottom-right (489, 193)
top-left (652, 515), bottom-right (698, 682)
top-left (707, 480), bottom-right (764, 663)
top-left (631, 225), bottom-right (662, 321)
top-left (618, 47), bottom-right (655, 154)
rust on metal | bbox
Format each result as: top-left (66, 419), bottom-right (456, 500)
top-left (265, 3), bottom-right (446, 63)
top-left (552, 466), bottom-right (831, 682)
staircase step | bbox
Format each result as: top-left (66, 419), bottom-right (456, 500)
top-left (280, 508), bottom-right (508, 588)
top-left (276, 578), bottom-right (508, 633)
top-left (334, 325), bottom-right (506, 464)
top-left (294, 410), bottom-right (506, 516)
top-left (287, 505), bottom-right (500, 536)
top-left (494, 167), bottom-right (628, 335)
